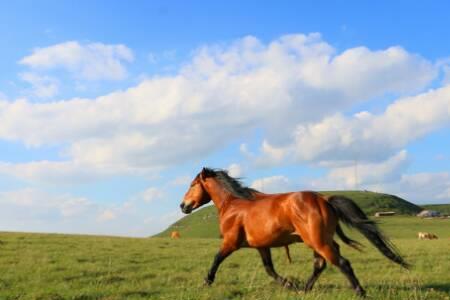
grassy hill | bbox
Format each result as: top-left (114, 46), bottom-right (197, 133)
top-left (156, 191), bottom-right (423, 238)
top-left (421, 204), bottom-right (450, 215)
top-left (157, 205), bottom-right (220, 238)
top-left (320, 191), bottom-right (422, 215)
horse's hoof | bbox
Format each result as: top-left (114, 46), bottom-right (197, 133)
top-left (356, 287), bottom-right (366, 298)
top-left (283, 280), bottom-right (296, 290)
top-left (203, 277), bottom-right (214, 286)
top-left (284, 281), bottom-right (293, 288)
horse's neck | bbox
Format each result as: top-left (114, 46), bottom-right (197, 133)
top-left (205, 179), bottom-right (233, 211)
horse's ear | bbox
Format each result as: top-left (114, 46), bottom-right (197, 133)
top-left (200, 167), bottom-right (207, 180)
top-left (200, 167), bottom-right (213, 179)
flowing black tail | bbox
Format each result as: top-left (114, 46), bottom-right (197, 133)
top-left (336, 223), bottom-right (363, 251)
top-left (328, 195), bottom-right (410, 269)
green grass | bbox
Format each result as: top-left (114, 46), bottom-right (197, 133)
top-left (1, 217), bottom-right (449, 299)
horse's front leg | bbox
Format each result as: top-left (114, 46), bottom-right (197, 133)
top-left (204, 239), bottom-right (238, 286)
top-left (257, 247), bottom-right (297, 290)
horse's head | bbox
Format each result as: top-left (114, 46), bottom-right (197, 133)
top-left (180, 168), bottom-right (213, 214)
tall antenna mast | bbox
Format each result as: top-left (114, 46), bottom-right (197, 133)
top-left (353, 146), bottom-right (359, 191)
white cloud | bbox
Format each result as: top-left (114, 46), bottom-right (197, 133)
top-left (97, 209), bottom-right (117, 222)
top-left (308, 150), bottom-right (410, 190)
top-left (304, 46), bottom-right (436, 97)
top-left (366, 172), bottom-right (450, 204)
top-left (2, 33), bottom-right (449, 237)
top-left (254, 140), bottom-right (288, 167)
top-left (227, 163), bottom-right (242, 177)
top-left (19, 41), bottom-right (134, 80)
top-left (19, 72), bottom-right (59, 98)
top-left (139, 187), bottom-right (164, 203)
top-left (0, 188), bottom-right (94, 219)
top-left (301, 152), bottom-right (450, 204)
top-left (438, 58), bottom-right (450, 85)
top-left (0, 186), bottom-right (181, 236)
top-left (258, 85), bottom-right (450, 165)
top-left (443, 64), bottom-right (450, 85)
top-left (330, 150), bottom-right (409, 186)
top-left (0, 160), bottom-right (144, 185)
top-left (169, 175), bottom-right (192, 186)
top-left (0, 33), bottom-right (444, 184)
top-left (251, 175), bottom-right (292, 193)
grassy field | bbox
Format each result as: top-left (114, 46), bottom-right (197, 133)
top-left (0, 217), bottom-right (449, 299)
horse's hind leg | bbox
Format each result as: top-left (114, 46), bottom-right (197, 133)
top-left (257, 248), bottom-right (296, 290)
top-left (316, 242), bottom-right (366, 297)
top-left (304, 251), bottom-right (327, 292)
top-left (338, 255), bottom-right (366, 297)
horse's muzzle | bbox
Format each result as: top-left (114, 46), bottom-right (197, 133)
top-left (180, 202), bottom-right (193, 214)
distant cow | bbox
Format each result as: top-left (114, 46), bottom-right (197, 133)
top-left (418, 232), bottom-right (438, 240)
top-left (171, 231), bottom-right (180, 239)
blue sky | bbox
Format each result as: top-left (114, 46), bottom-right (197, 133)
top-left (1, 1), bottom-right (450, 236)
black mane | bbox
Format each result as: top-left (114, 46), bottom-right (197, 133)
top-left (202, 168), bottom-right (258, 200)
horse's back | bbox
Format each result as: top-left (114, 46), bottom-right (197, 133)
top-left (243, 190), bottom-right (331, 222)
top-left (286, 191), bottom-right (333, 219)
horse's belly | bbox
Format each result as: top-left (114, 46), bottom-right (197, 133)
top-left (243, 205), bottom-right (298, 248)
top-left (269, 232), bottom-right (302, 247)
top-left (246, 229), bottom-right (300, 248)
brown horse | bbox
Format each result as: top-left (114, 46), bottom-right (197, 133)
top-left (180, 168), bottom-right (409, 297)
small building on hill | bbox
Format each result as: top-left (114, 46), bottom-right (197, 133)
top-left (417, 210), bottom-right (441, 218)
top-left (374, 211), bottom-right (396, 217)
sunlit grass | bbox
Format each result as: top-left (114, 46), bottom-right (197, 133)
top-left (0, 217), bottom-right (449, 299)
